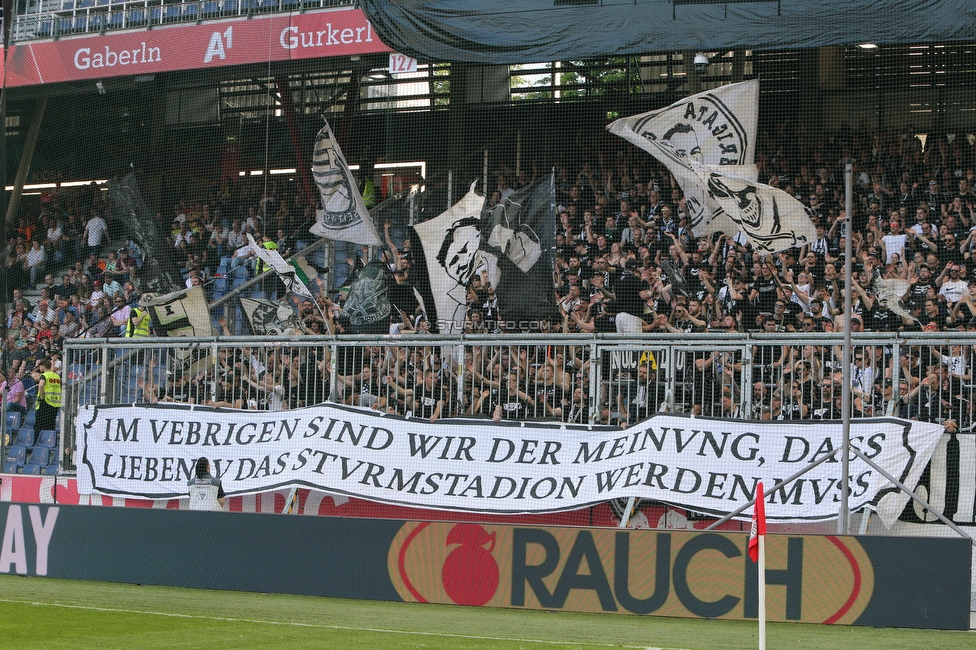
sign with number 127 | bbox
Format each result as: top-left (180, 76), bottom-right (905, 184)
top-left (389, 53), bottom-right (418, 75)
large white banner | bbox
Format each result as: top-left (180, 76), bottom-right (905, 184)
top-left (75, 404), bottom-right (942, 525)
top-left (414, 181), bottom-right (484, 334)
top-left (607, 80), bottom-right (817, 252)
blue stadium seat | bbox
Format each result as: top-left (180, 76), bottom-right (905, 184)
top-left (74, 15), bottom-right (88, 32)
top-left (57, 17), bottom-right (74, 34)
top-left (61, 0), bottom-right (74, 9)
top-left (37, 20), bottom-right (54, 37)
top-left (128, 7), bottom-right (146, 24)
top-left (149, 5), bottom-right (162, 24)
top-left (108, 11), bottom-right (125, 28)
top-left (200, 0), bottom-right (219, 16)
top-left (15, 428), bottom-right (35, 449)
top-left (77, 0), bottom-right (94, 7)
top-left (231, 276), bottom-right (248, 291)
top-left (163, 4), bottom-right (181, 21)
top-left (5, 446), bottom-right (27, 469)
top-left (22, 463), bottom-right (42, 475)
top-left (27, 447), bottom-right (50, 468)
top-left (35, 430), bottom-right (57, 449)
top-left (251, 289), bottom-right (266, 300)
top-left (183, 2), bottom-right (199, 21)
top-left (233, 264), bottom-right (250, 279)
top-left (6, 412), bottom-right (21, 432)
top-left (44, 463), bottom-right (59, 476)
top-left (219, 0), bottom-right (239, 14)
top-left (23, 408), bottom-right (36, 429)
top-left (3, 461), bottom-right (19, 474)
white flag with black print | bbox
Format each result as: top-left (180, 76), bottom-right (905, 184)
top-left (247, 234), bottom-right (315, 300)
top-left (240, 296), bottom-right (308, 336)
top-left (414, 181), bottom-right (484, 335)
top-left (309, 121), bottom-right (382, 246)
top-left (607, 79), bottom-right (816, 252)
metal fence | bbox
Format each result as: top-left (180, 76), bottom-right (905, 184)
top-left (58, 331), bottom-right (976, 470)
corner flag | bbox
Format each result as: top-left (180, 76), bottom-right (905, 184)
top-left (748, 481), bottom-right (766, 563)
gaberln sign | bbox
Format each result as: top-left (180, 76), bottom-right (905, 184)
top-left (76, 404), bottom-right (942, 524)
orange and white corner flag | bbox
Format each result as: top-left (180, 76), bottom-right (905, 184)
top-left (748, 481), bottom-right (766, 563)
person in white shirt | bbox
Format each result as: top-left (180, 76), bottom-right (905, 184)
top-left (938, 265), bottom-right (968, 304)
top-left (26, 241), bottom-right (46, 288)
top-left (84, 213), bottom-right (109, 251)
top-left (934, 344), bottom-right (969, 379)
top-left (881, 220), bottom-right (910, 264)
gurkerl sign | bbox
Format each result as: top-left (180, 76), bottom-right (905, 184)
top-left (0, 8), bottom-right (391, 87)
top-left (76, 403), bottom-right (942, 524)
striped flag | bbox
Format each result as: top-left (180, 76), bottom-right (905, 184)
top-left (247, 234), bottom-right (315, 300)
top-left (748, 481), bottom-right (766, 563)
top-left (309, 121), bottom-right (382, 246)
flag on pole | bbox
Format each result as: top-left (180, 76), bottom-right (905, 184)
top-left (139, 286), bottom-right (213, 338)
top-left (240, 296), bottom-right (308, 336)
top-left (414, 181), bottom-right (485, 335)
top-left (247, 234), bottom-right (315, 300)
top-left (310, 121), bottom-right (382, 246)
top-left (479, 174), bottom-right (556, 327)
top-left (607, 80), bottom-right (816, 253)
top-left (749, 481), bottom-right (766, 563)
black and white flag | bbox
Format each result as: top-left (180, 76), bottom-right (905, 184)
top-left (414, 182), bottom-right (484, 335)
top-left (139, 286), bottom-right (214, 376)
top-left (873, 272), bottom-right (917, 322)
top-left (479, 174), bottom-right (556, 327)
top-left (309, 121), bottom-right (382, 246)
top-left (240, 297), bottom-right (308, 336)
top-left (343, 259), bottom-right (393, 335)
top-left (247, 234), bottom-right (315, 300)
top-left (607, 80), bottom-right (816, 252)
top-left (139, 286), bottom-right (213, 338)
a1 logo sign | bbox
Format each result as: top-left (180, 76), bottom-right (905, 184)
top-left (389, 53), bottom-right (418, 75)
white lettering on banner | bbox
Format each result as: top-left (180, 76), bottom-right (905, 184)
top-left (0, 505), bottom-right (58, 576)
top-left (75, 405), bottom-right (943, 526)
top-left (74, 43), bottom-right (161, 70)
top-left (204, 26), bottom-right (233, 64)
top-left (278, 21), bottom-right (373, 51)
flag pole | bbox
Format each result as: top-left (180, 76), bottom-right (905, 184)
top-left (839, 163), bottom-right (853, 534)
top-left (758, 533), bottom-right (766, 650)
top-left (749, 482), bottom-right (767, 650)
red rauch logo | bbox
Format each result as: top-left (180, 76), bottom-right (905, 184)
top-left (393, 522), bottom-right (500, 606)
top-left (443, 524), bottom-right (499, 606)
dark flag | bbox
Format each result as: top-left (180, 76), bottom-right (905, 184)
top-left (107, 172), bottom-right (183, 293)
top-left (343, 258), bottom-right (393, 334)
top-left (479, 174), bottom-right (556, 329)
top-left (240, 297), bottom-right (308, 336)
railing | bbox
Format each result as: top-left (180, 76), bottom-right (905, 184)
top-left (58, 331), bottom-right (976, 473)
top-left (11, 0), bottom-right (357, 41)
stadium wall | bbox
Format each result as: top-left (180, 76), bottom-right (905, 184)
top-left (0, 503), bottom-right (968, 629)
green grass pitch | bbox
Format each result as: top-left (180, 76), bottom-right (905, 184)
top-left (0, 575), bottom-right (971, 649)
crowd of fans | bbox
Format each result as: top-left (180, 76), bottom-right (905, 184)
top-left (3, 126), bottom-right (976, 431)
